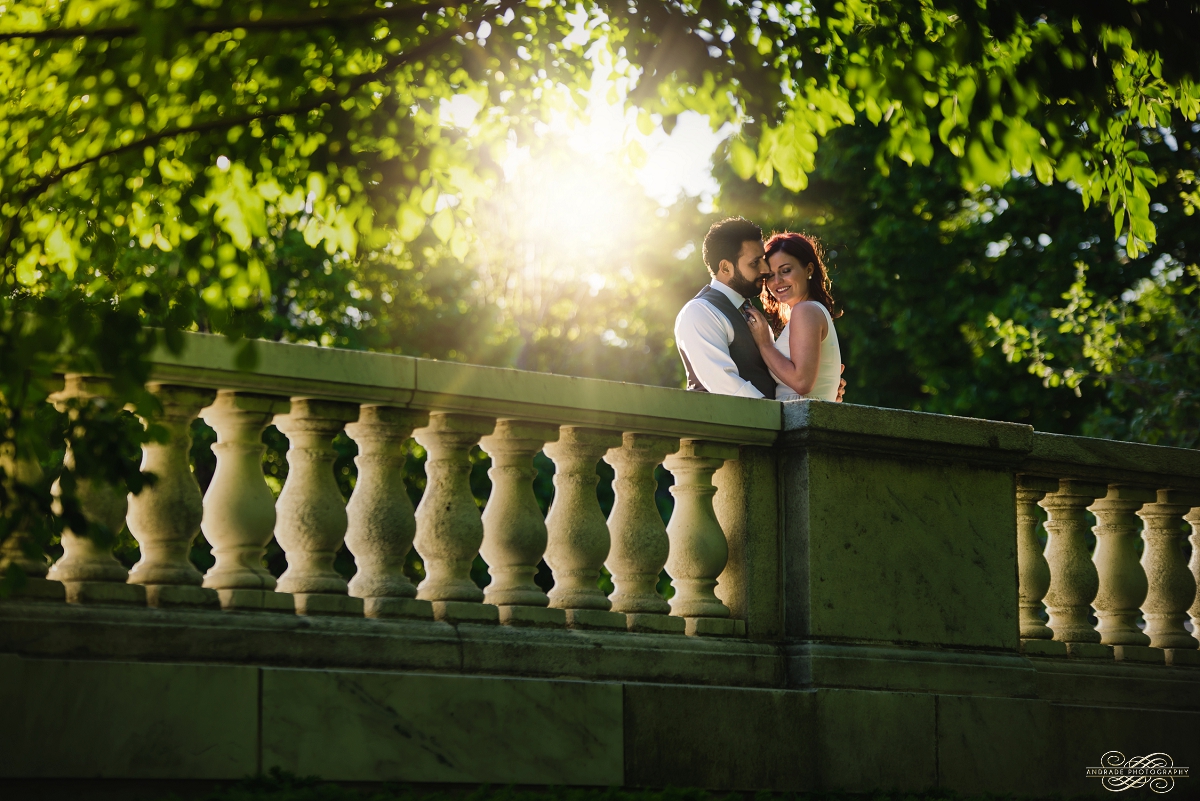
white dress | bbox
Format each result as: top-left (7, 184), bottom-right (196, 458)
top-left (772, 302), bottom-right (842, 402)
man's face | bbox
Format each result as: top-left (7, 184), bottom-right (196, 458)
top-left (722, 239), bottom-right (768, 298)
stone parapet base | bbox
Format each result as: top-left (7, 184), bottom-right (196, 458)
top-left (3, 600), bottom-right (1198, 798)
top-left (1, 650), bottom-right (1197, 798)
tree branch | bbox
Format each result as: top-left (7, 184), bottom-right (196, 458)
top-left (0, 23), bottom-right (476, 268)
top-left (0, 4), bottom-right (435, 42)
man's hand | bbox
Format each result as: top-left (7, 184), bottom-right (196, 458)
top-left (836, 364), bottom-right (846, 402)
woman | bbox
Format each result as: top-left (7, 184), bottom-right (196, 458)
top-left (745, 232), bottom-right (843, 401)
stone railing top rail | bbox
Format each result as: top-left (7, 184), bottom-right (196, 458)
top-left (145, 332), bottom-right (781, 445)
top-left (1025, 431), bottom-right (1200, 490)
top-left (783, 397), bottom-right (1200, 488)
top-left (138, 333), bottom-right (1200, 472)
top-left (782, 397), bottom-right (1035, 456)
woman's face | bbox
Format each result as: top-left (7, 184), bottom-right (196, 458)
top-left (766, 251), bottom-right (813, 306)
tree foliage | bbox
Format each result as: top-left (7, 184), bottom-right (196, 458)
top-left (3, 0), bottom-right (1199, 585)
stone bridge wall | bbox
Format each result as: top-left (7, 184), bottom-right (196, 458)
top-left (2, 332), bottom-right (1198, 798)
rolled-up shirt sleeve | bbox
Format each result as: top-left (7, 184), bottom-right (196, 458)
top-left (674, 300), bottom-right (766, 399)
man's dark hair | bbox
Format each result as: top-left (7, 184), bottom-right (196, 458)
top-left (702, 217), bottom-right (763, 275)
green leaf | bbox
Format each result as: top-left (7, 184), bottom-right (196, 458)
top-left (730, 139), bottom-right (757, 180)
top-left (397, 205), bottom-right (426, 242)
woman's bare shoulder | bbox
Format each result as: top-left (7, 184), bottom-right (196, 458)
top-left (793, 301), bottom-right (828, 323)
top-left (790, 301), bottom-right (829, 340)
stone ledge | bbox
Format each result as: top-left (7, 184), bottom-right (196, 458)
top-left (433, 600), bottom-right (500, 624)
top-left (786, 641), bottom-right (1039, 698)
top-left (626, 613), bottom-right (686, 635)
top-left (0, 600), bottom-right (778, 688)
top-left (1027, 653), bottom-right (1200, 709)
top-left (293, 594), bottom-right (364, 617)
top-left (1113, 644), bottom-right (1165, 665)
top-left (1066, 642), bottom-right (1113, 660)
top-left (1165, 648), bottom-right (1200, 667)
top-left (781, 400), bottom-right (1034, 463)
top-left (362, 597), bottom-right (433, 620)
top-left (498, 605), bottom-right (567, 628)
top-left (1020, 639), bottom-right (1067, 657)
top-left (4, 602), bottom-right (1194, 703)
top-left (216, 589), bottom-right (295, 613)
top-left (63, 582), bottom-right (147, 606)
top-left (3, 577), bottom-right (64, 603)
top-left (563, 609), bottom-right (627, 631)
top-left (684, 617), bottom-right (745, 637)
top-left (144, 585), bottom-right (219, 609)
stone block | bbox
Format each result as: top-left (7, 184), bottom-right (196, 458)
top-left (1113, 644), bottom-right (1165, 664)
top-left (1021, 638), bottom-right (1068, 657)
top-left (1165, 648), bottom-right (1200, 667)
top-left (362, 596), bottom-right (433, 619)
top-left (936, 695), bottom-right (1053, 796)
top-left (782, 447), bottom-right (1019, 649)
top-left (684, 617), bottom-right (740, 637)
top-left (292, 593), bottom-right (364, 617)
top-left (498, 605), bottom-right (566, 627)
top-left (1067, 642), bottom-right (1114, 660)
top-left (432, 600), bottom-right (499, 624)
top-left (626, 613), bottom-right (685, 634)
top-left (623, 683), bottom-right (815, 790)
top-left (814, 688), bottom-right (936, 792)
top-left (1048, 702), bottom-right (1200, 798)
top-left (261, 668), bottom-right (622, 784)
top-left (144, 584), bottom-right (219, 609)
top-left (63, 582), bottom-right (146, 606)
top-left (2, 577), bottom-right (64, 602)
top-left (217, 588), bottom-right (295, 612)
top-left (793, 642), bottom-right (1037, 697)
top-left (563, 608), bottom-right (627, 630)
top-left (0, 654), bottom-right (256, 779)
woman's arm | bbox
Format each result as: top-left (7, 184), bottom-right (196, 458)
top-left (747, 304), bottom-right (826, 396)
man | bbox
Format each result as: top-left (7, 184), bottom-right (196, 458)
top-left (675, 217), bottom-right (845, 401)
top-left (675, 217), bottom-right (776, 398)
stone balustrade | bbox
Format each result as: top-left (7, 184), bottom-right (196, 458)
top-left (2, 333), bottom-right (776, 636)
top-left (5, 333), bottom-right (1199, 658)
top-left (1016, 432), bottom-right (1200, 666)
top-left (3, 333), bottom-right (1199, 799)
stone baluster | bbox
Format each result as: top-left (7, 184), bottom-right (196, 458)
top-left (1138, 490), bottom-right (1200, 652)
top-left (479, 420), bottom-right (564, 627)
top-left (1188, 507), bottom-right (1200, 642)
top-left (663, 440), bottom-right (741, 636)
top-left (273, 399), bottom-right (362, 616)
top-left (1039, 480), bottom-right (1107, 654)
top-left (199, 391), bottom-right (293, 612)
top-left (126, 384), bottom-right (219, 608)
top-left (0, 437), bottom-right (63, 602)
top-left (1016, 476), bottom-right (1059, 647)
top-left (46, 377), bottom-right (145, 605)
top-left (344, 406), bottom-right (432, 619)
top-left (604, 433), bottom-right (683, 633)
top-left (412, 412), bottom-right (497, 623)
top-left (1090, 485), bottom-right (1156, 656)
top-left (543, 427), bottom-right (626, 630)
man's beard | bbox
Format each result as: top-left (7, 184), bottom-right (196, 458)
top-left (728, 272), bottom-right (762, 299)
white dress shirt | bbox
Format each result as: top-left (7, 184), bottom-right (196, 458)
top-left (674, 278), bottom-right (766, 399)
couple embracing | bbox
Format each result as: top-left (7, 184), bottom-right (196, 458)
top-left (675, 217), bottom-right (845, 403)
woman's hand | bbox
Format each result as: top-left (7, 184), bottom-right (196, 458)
top-left (745, 306), bottom-right (774, 347)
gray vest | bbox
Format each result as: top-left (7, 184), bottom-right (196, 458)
top-left (680, 285), bottom-right (777, 399)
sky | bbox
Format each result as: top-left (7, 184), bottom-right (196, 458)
top-left (441, 66), bottom-right (733, 212)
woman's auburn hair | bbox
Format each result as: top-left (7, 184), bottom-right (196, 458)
top-left (759, 231), bottom-right (841, 336)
